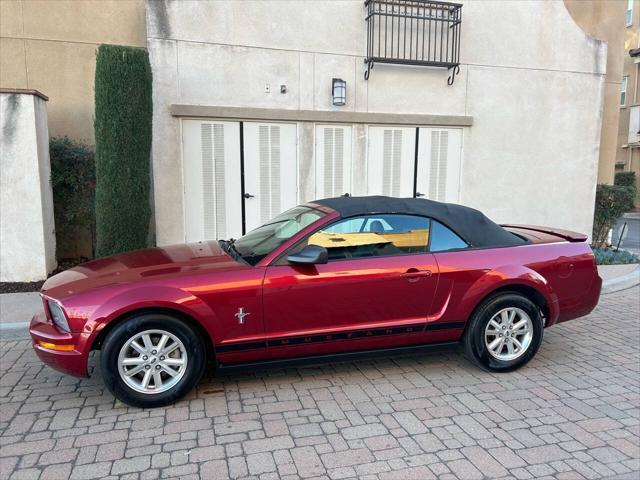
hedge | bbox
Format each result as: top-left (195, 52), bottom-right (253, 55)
top-left (614, 171), bottom-right (637, 189)
top-left (49, 137), bottom-right (95, 259)
top-left (94, 44), bottom-right (152, 257)
top-left (592, 184), bottom-right (635, 248)
top-left (592, 247), bottom-right (639, 265)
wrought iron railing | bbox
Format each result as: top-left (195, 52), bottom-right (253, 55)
top-left (364, 0), bottom-right (462, 85)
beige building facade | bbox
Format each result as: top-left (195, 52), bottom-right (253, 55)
top-left (0, 1), bottom-right (625, 179)
top-left (617, 0), bottom-right (640, 194)
top-left (0, 0), bottom-right (628, 255)
top-left (146, 0), bottom-right (606, 245)
top-left (565, 0), bottom-right (626, 186)
top-left (0, 0), bottom-right (145, 142)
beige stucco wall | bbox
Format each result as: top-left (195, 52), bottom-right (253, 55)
top-left (0, 0), bottom-right (146, 143)
top-left (1, 91), bottom-right (56, 281)
top-left (147, 0), bottom-right (606, 245)
top-left (565, 0), bottom-right (626, 186)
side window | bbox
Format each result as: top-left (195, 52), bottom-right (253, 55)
top-left (323, 217), bottom-right (365, 234)
top-left (429, 220), bottom-right (468, 252)
top-left (293, 214), bottom-right (430, 261)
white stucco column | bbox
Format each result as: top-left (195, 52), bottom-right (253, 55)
top-left (1, 89), bottom-right (57, 282)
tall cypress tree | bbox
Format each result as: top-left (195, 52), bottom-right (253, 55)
top-left (94, 44), bottom-right (152, 257)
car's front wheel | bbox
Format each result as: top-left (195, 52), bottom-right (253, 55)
top-left (100, 313), bottom-right (206, 408)
top-left (463, 292), bottom-right (543, 372)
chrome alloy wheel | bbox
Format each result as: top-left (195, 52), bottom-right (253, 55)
top-left (484, 307), bottom-right (533, 361)
top-left (117, 329), bottom-right (188, 395)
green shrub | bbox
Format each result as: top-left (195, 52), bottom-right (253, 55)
top-left (592, 184), bottom-right (635, 248)
top-left (614, 171), bottom-right (637, 190)
top-left (592, 247), bottom-right (639, 265)
top-left (94, 44), bottom-right (152, 257)
top-left (50, 137), bottom-right (96, 259)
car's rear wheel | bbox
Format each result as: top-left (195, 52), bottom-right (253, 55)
top-left (462, 292), bottom-right (543, 372)
top-left (101, 313), bottom-right (206, 408)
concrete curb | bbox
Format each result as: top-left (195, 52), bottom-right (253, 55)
top-left (0, 321), bottom-right (30, 331)
top-left (0, 291), bottom-right (40, 334)
top-left (601, 264), bottom-right (640, 295)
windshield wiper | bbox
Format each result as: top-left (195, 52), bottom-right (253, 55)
top-left (219, 239), bottom-right (247, 264)
top-left (228, 242), bottom-right (245, 263)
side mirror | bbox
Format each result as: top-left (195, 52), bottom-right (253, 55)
top-left (287, 245), bottom-right (328, 265)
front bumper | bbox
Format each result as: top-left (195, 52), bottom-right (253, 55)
top-left (29, 310), bottom-right (90, 377)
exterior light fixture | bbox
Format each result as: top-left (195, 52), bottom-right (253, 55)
top-left (332, 78), bottom-right (346, 106)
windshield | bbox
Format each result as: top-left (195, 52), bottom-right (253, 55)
top-left (233, 206), bottom-right (327, 265)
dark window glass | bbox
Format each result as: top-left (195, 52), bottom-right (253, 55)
top-left (429, 220), bottom-right (468, 252)
top-left (288, 214), bottom-right (431, 262)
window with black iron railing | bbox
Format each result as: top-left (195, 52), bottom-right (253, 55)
top-left (364, 0), bottom-right (462, 85)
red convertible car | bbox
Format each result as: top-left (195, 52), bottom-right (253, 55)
top-left (30, 196), bottom-right (601, 407)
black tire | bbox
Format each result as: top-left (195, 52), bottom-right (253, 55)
top-left (100, 313), bottom-right (206, 408)
top-left (462, 292), bottom-right (543, 372)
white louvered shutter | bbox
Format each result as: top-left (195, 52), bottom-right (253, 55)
top-left (182, 120), bottom-right (242, 242)
top-left (367, 126), bottom-right (416, 197)
top-left (315, 125), bottom-right (353, 198)
top-left (243, 122), bottom-right (297, 232)
top-left (416, 127), bottom-right (462, 203)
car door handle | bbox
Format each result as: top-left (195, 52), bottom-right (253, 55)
top-left (401, 269), bottom-right (432, 282)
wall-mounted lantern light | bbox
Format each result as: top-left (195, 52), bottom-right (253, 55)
top-left (332, 78), bottom-right (346, 106)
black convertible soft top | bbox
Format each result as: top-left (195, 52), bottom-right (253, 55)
top-left (311, 196), bottom-right (525, 248)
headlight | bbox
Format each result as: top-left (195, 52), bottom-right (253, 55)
top-left (47, 300), bottom-right (70, 332)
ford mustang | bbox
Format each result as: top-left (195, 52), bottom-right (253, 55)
top-left (30, 196), bottom-right (601, 407)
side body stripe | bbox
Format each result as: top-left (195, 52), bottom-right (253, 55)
top-left (215, 321), bottom-right (465, 353)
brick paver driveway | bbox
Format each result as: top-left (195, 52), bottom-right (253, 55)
top-left (1, 288), bottom-right (639, 480)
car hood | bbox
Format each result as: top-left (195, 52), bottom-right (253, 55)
top-left (42, 241), bottom-right (247, 299)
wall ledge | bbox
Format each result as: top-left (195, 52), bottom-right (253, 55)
top-left (170, 104), bottom-right (473, 127)
top-left (0, 88), bottom-right (49, 101)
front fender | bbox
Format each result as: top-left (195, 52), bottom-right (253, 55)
top-left (452, 265), bottom-right (559, 325)
top-left (84, 285), bottom-right (217, 349)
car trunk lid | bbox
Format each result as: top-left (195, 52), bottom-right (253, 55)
top-left (502, 225), bottom-right (588, 244)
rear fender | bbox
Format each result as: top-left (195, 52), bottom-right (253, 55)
top-left (455, 265), bottom-right (559, 325)
top-left (84, 286), bottom-right (217, 348)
